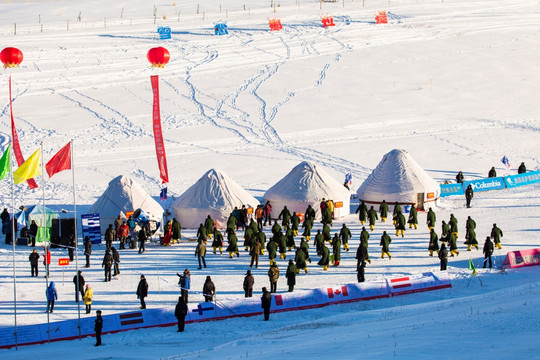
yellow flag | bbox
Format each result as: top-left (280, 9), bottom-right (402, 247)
top-left (13, 148), bottom-right (41, 184)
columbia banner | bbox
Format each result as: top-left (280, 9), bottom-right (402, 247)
top-left (10, 77), bottom-right (38, 189)
top-left (150, 75), bottom-right (169, 184)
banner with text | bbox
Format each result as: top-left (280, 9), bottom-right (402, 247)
top-left (502, 248), bottom-right (540, 269)
top-left (504, 171), bottom-right (540, 188)
top-left (150, 75), bottom-right (169, 184)
top-left (462, 177), bottom-right (506, 193)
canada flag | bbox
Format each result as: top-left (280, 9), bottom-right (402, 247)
top-left (327, 286), bottom-right (349, 300)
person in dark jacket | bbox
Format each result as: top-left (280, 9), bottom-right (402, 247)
top-left (465, 184), bottom-right (473, 208)
top-left (488, 167), bottom-right (497, 178)
top-left (439, 242), bottom-right (448, 271)
top-left (295, 247), bottom-right (308, 274)
top-left (243, 270), bottom-right (254, 297)
top-left (102, 250), bottom-right (112, 282)
top-left (73, 270), bottom-right (85, 302)
top-left (356, 243), bottom-right (367, 282)
top-left (408, 205), bottom-right (418, 229)
top-left (261, 287), bottom-right (272, 321)
top-left (174, 297), bottom-right (188, 332)
top-left (379, 200), bottom-right (389, 222)
top-left (29, 248), bottom-right (39, 277)
top-left (332, 233), bottom-right (341, 266)
top-left (428, 228), bottom-right (439, 257)
top-left (455, 171), bottom-right (464, 184)
top-left (355, 201), bottom-right (368, 225)
top-left (518, 162), bottom-right (527, 174)
top-left (29, 220), bottom-right (38, 247)
top-left (136, 274), bottom-right (148, 309)
top-left (67, 234), bottom-right (75, 261)
top-left (46, 281), bottom-right (58, 313)
top-left (138, 225), bottom-right (147, 254)
top-left (285, 259), bottom-right (297, 292)
top-left (250, 239), bottom-right (261, 268)
top-left (171, 218), bottom-right (182, 245)
top-left (203, 276), bottom-right (215, 302)
top-left (84, 235), bottom-right (92, 268)
top-left (318, 244), bottom-right (330, 271)
top-left (94, 310), bottom-right (103, 346)
top-left (426, 208), bottom-right (436, 231)
top-left (268, 263), bottom-right (279, 293)
top-left (105, 224), bottom-right (115, 250)
top-left (395, 211), bottom-right (406, 237)
top-left (212, 227), bottom-right (224, 254)
top-left (380, 231), bottom-right (392, 259)
top-left (195, 240), bottom-right (207, 269)
top-left (204, 215), bottom-right (214, 238)
top-left (360, 227), bottom-right (371, 264)
top-left (491, 223), bottom-right (503, 249)
top-left (483, 237), bottom-right (494, 268)
top-left (177, 269), bottom-right (190, 303)
top-left (111, 247), bottom-right (121, 276)
top-left (367, 206), bottom-right (378, 231)
top-left (1, 208), bottom-right (9, 235)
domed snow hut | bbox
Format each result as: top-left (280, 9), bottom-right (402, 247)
top-left (263, 161), bottom-right (350, 220)
top-left (172, 169), bottom-right (259, 229)
top-left (356, 149), bottom-right (440, 210)
top-left (88, 175), bottom-right (164, 233)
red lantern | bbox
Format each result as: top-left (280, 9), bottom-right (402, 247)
top-left (147, 47), bottom-right (170, 68)
top-left (0, 47), bottom-right (23, 68)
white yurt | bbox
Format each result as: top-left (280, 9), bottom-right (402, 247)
top-left (172, 169), bottom-right (259, 229)
top-left (263, 161), bottom-right (351, 220)
top-left (88, 175), bottom-right (164, 233)
top-left (356, 149), bottom-right (440, 210)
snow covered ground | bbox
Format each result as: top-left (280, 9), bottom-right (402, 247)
top-left (1, 0), bottom-right (539, 358)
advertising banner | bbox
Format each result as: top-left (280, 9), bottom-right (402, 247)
top-left (81, 213), bottom-right (101, 244)
top-left (502, 248), bottom-right (540, 269)
top-left (462, 177), bottom-right (505, 193)
top-left (440, 183), bottom-right (464, 197)
top-left (504, 171), bottom-right (540, 188)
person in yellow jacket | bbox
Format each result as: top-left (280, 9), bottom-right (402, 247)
top-left (83, 284), bottom-right (93, 314)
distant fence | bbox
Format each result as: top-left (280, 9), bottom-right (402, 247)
top-left (440, 170), bottom-right (540, 197)
top-left (0, 271), bottom-right (451, 349)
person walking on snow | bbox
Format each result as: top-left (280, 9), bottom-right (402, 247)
top-left (175, 297), bottom-right (188, 332)
top-left (268, 263), bottom-right (280, 293)
top-left (243, 270), bottom-right (254, 297)
top-left (408, 205), bottom-right (418, 229)
top-left (491, 223), bottom-right (503, 249)
top-left (439, 243), bottom-right (448, 271)
top-left (483, 236), bottom-right (494, 268)
top-left (332, 233), bottom-right (341, 266)
top-left (261, 287), bottom-right (272, 321)
top-left (380, 231), bottom-right (392, 259)
top-left (286, 259), bottom-right (297, 292)
top-left (379, 200), bottom-right (389, 222)
top-left (212, 227), bottom-right (224, 254)
top-left (367, 206), bottom-right (378, 231)
top-left (355, 201), bottom-right (368, 225)
top-left (465, 184), bottom-right (474, 208)
top-left (428, 228), bottom-right (439, 256)
top-left (136, 274), bottom-right (148, 309)
top-left (427, 208), bottom-right (436, 231)
top-left (196, 239), bottom-right (207, 269)
top-left (339, 223), bottom-right (352, 252)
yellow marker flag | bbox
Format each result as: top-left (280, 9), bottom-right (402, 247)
top-left (13, 148), bottom-right (41, 184)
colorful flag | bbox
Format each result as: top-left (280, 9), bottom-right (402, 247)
top-left (160, 187), bottom-right (167, 201)
top-left (468, 258), bottom-right (477, 276)
top-left (45, 142), bottom-right (71, 178)
top-left (501, 155), bottom-right (511, 169)
top-left (0, 145), bottom-right (10, 181)
top-left (13, 148), bottom-right (41, 184)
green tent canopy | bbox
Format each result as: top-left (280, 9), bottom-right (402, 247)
top-left (16, 205), bottom-right (60, 244)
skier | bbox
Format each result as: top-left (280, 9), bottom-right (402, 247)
top-left (243, 270), bottom-right (254, 297)
top-left (29, 248), bottom-right (39, 277)
top-left (483, 236), bottom-right (494, 268)
top-left (428, 228), bottom-right (439, 256)
top-left (491, 223), bottom-right (503, 249)
top-left (439, 243), bottom-right (448, 271)
top-left (174, 297), bottom-right (188, 332)
top-left (285, 259), bottom-right (297, 292)
top-left (339, 223), bottom-right (352, 252)
top-left (408, 204), bottom-right (418, 229)
top-left (268, 263), bottom-right (280, 293)
top-left (136, 274), bottom-right (148, 309)
top-left (380, 231), bottom-right (392, 259)
top-left (465, 184), bottom-right (474, 208)
top-left (102, 250), bottom-right (113, 282)
top-left (202, 276), bottom-right (215, 302)
top-left (379, 200), bottom-right (389, 222)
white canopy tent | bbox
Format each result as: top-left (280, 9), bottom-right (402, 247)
top-left (88, 175), bottom-right (164, 234)
top-left (356, 149), bottom-right (440, 210)
top-left (263, 161), bottom-right (350, 220)
top-left (171, 169), bottom-right (259, 229)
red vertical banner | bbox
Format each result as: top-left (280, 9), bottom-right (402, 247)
top-left (9, 76), bottom-right (38, 189)
top-left (150, 75), bottom-right (169, 184)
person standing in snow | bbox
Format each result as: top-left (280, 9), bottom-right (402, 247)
top-left (136, 274), bottom-right (148, 309)
top-left (356, 243), bottom-right (367, 282)
top-left (439, 243), bottom-right (448, 271)
top-left (111, 247), bottom-right (121, 276)
top-left (105, 224), bottom-right (115, 250)
top-left (94, 310), bottom-right (103, 346)
top-left (46, 282), bottom-right (58, 313)
top-left (83, 284), bottom-right (93, 314)
top-left (29, 220), bottom-right (38, 247)
top-left (464, 216), bottom-right (478, 251)
top-left (202, 276), bottom-right (215, 302)
top-left (175, 297), bottom-right (188, 332)
top-left (483, 237), bottom-right (494, 268)
top-left (29, 248), bottom-right (40, 277)
top-left (285, 259), bottom-right (297, 292)
top-left (243, 270), bottom-right (254, 297)
top-left (84, 235), bottom-right (92, 268)
top-left (518, 162), bottom-right (527, 174)
top-left (261, 287), bottom-right (272, 321)
top-left (117, 221), bottom-right (129, 249)
top-left (250, 238), bottom-right (261, 268)
top-left (102, 250), bottom-right (113, 282)
top-left (456, 171), bottom-right (464, 184)
top-left (138, 225), bottom-right (147, 254)
top-left (465, 184), bottom-right (474, 208)
top-left (263, 201), bottom-right (272, 227)
top-left (73, 270), bottom-right (85, 302)
top-left (177, 269), bottom-right (191, 303)
top-left (196, 239), bottom-right (207, 269)
top-left (268, 263), bottom-right (280, 293)
top-left (171, 217), bottom-right (182, 245)
top-left (488, 167), bottom-right (497, 178)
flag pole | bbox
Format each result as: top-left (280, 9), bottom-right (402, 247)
top-left (10, 140), bottom-right (19, 350)
top-left (41, 141), bottom-right (50, 343)
top-left (71, 139), bottom-right (82, 339)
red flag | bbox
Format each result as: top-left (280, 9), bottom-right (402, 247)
top-left (151, 75), bottom-right (169, 184)
top-left (9, 76), bottom-right (38, 189)
top-left (45, 142), bottom-right (71, 178)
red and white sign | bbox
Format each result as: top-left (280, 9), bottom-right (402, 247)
top-left (389, 276), bottom-right (412, 290)
top-left (150, 75), bottom-right (169, 184)
top-left (327, 285), bottom-right (349, 302)
top-left (387, 272), bottom-right (451, 296)
top-left (58, 258), bottom-right (69, 266)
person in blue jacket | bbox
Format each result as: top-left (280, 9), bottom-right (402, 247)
top-left (46, 282), bottom-right (58, 313)
top-left (177, 269), bottom-right (191, 303)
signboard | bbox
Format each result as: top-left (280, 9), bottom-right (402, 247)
top-left (334, 201), bottom-right (343, 208)
top-left (157, 26), bottom-right (171, 40)
top-left (58, 258), bottom-right (69, 266)
top-left (504, 170), bottom-right (540, 188)
top-left (439, 183), bottom-right (464, 197)
top-left (502, 248), bottom-right (540, 269)
top-left (462, 177), bottom-right (505, 193)
top-left (81, 213), bottom-right (101, 244)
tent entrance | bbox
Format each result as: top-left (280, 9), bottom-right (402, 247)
top-left (416, 193), bottom-right (425, 210)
